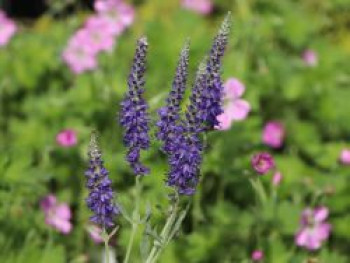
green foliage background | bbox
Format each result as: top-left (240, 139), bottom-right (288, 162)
top-left (0, 0), bottom-right (350, 262)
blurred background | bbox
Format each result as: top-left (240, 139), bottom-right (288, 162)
top-left (0, 0), bottom-right (350, 262)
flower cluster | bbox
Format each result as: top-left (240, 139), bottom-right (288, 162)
top-left (155, 14), bottom-right (231, 194)
top-left (40, 194), bottom-right (72, 234)
top-left (215, 78), bottom-right (251, 130)
top-left (0, 10), bottom-right (17, 47)
top-left (166, 132), bottom-right (203, 195)
top-left (157, 41), bottom-right (190, 154)
top-left (120, 37), bottom-right (150, 176)
top-left (181, 0), bottom-right (213, 15)
top-left (295, 207), bottom-right (331, 250)
top-left (63, 0), bottom-right (134, 74)
top-left (85, 132), bottom-right (119, 228)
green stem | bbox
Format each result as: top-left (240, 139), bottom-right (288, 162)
top-left (145, 194), bottom-right (180, 263)
top-left (123, 176), bottom-right (142, 263)
top-left (104, 238), bottom-right (110, 263)
top-left (249, 177), bottom-right (268, 206)
top-left (123, 224), bottom-right (137, 263)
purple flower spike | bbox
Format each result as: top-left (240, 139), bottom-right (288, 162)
top-left (202, 12), bottom-right (231, 129)
top-left (157, 40), bottom-right (190, 154)
top-left (85, 132), bottom-right (119, 228)
top-left (120, 37), bottom-right (150, 176)
top-left (186, 59), bottom-right (207, 133)
top-left (167, 132), bottom-right (203, 195)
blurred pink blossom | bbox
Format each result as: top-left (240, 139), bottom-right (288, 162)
top-left (85, 16), bottom-right (116, 53)
top-left (87, 225), bottom-right (104, 243)
top-left (272, 171), bottom-right (283, 186)
top-left (339, 149), bottom-right (350, 165)
top-left (181, 0), bottom-right (213, 15)
top-left (215, 78), bottom-right (251, 130)
top-left (295, 207), bottom-right (331, 250)
top-left (251, 152), bottom-right (275, 175)
top-left (302, 49), bottom-right (318, 67)
top-left (0, 10), bottom-right (17, 47)
top-left (56, 129), bottom-right (77, 147)
top-left (215, 112), bottom-right (232, 130)
top-left (86, 15), bottom-right (123, 37)
top-left (94, 0), bottom-right (135, 29)
top-left (63, 0), bottom-right (134, 74)
top-left (40, 194), bottom-right (72, 234)
top-left (251, 250), bottom-right (264, 261)
top-left (62, 30), bottom-right (98, 74)
top-left (262, 121), bottom-right (285, 148)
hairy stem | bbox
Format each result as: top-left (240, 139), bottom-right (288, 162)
top-left (104, 236), bottom-right (110, 263)
top-left (145, 193), bottom-right (180, 263)
top-left (123, 176), bottom-right (141, 263)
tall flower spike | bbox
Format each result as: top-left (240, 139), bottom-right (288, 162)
top-left (85, 132), bottom-right (119, 228)
top-left (202, 12), bottom-right (232, 129)
top-left (185, 58), bottom-right (207, 133)
top-left (166, 61), bottom-right (206, 195)
top-left (120, 37), bottom-right (150, 176)
top-left (157, 39), bottom-right (190, 154)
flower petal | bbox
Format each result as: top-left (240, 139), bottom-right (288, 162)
top-left (314, 207), bottom-right (329, 222)
top-left (225, 99), bottom-right (251, 121)
top-left (224, 78), bottom-right (245, 100)
top-left (40, 194), bottom-right (57, 213)
top-left (295, 228), bottom-right (308, 246)
top-left (315, 223), bottom-right (331, 241)
top-left (215, 112), bottom-right (233, 130)
top-left (54, 204), bottom-right (72, 220)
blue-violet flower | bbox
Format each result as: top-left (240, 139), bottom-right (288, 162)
top-left (201, 12), bottom-right (231, 129)
top-left (85, 132), bottom-right (119, 228)
top-left (120, 36), bottom-right (150, 176)
top-left (157, 40), bottom-right (190, 154)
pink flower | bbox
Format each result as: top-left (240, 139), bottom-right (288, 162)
top-left (0, 10), bottom-right (17, 47)
top-left (40, 194), bottom-right (72, 234)
top-left (302, 49), bottom-right (318, 67)
top-left (262, 121), bottom-right (285, 148)
top-left (251, 152), bottom-right (275, 175)
top-left (56, 129), bottom-right (77, 147)
top-left (251, 250), bottom-right (264, 261)
top-left (87, 225), bottom-right (104, 243)
top-left (295, 207), bottom-right (331, 250)
top-left (215, 112), bottom-right (232, 130)
top-left (84, 16), bottom-right (116, 53)
top-left (62, 30), bottom-right (98, 74)
top-left (339, 149), bottom-right (350, 165)
top-left (182, 0), bottom-right (213, 15)
top-left (272, 171), bottom-right (283, 186)
top-left (94, 0), bottom-right (135, 30)
top-left (215, 78), bottom-right (251, 130)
